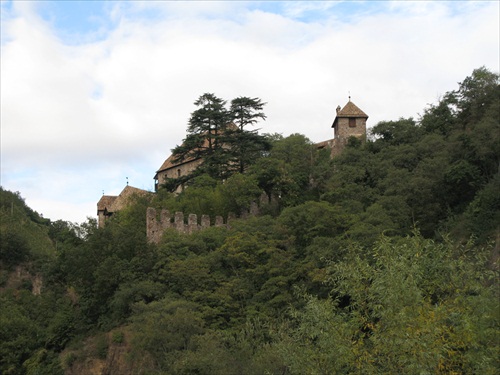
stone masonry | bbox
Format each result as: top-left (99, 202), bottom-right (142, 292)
top-left (146, 207), bottom-right (233, 244)
top-left (146, 196), bottom-right (265, 243)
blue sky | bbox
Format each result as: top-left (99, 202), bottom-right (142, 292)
top-left (1, 0), bottom-right (499, 223)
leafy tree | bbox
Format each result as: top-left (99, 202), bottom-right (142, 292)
top-left (0, 294), bottom-right (43, 374)
top-left (249, 134), bottom-right (317, 207)
top-left (0, 231), bottom-right (30, 269)
top-left (273, 234), bottom-right (499, 374)
top-left (420, 92), bottom-right (457, 136)
top-left (278, 201), bottom-right (351, 249)
top-left (453, 66), bottom-right (499, 128)
top-left (219, 173), bottom-right (262, 215)
top-left (130, 298), bottom-right (205, 371)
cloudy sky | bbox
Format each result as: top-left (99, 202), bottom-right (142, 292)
top-left (1, 1), bottom-right (498, 224)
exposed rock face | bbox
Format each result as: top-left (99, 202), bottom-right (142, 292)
top-left (1, 265), bottom-right (43, 295)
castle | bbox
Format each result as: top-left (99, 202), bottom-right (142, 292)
top-left (97, 98), bottom-right (368, 230)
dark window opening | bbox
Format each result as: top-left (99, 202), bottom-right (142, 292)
top-left (349, 118), bottom-right (356, 127)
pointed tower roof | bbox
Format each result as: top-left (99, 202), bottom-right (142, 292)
top-left (337, 100), bottom-right (368, 118)
top-left (332, 99), bottom-right (368, 127)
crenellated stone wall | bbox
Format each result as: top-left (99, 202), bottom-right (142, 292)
top-left (146, 193), bottom-right (272, 243)
top-left (146, 207), bottom-right (234, 243)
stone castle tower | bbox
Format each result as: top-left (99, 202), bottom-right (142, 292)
top-left (331, 98), bottom-right (368, 157)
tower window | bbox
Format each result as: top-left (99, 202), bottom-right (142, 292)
top-left (349, 118), bottom-right (356, 127)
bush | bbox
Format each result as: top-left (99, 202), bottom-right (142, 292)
top-left (95, 334), bottom-right (108, 359)
top-left (111, 331), bottom-right (124, 344)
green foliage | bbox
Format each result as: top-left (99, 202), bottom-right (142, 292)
top-left (219, 173), bottom-right (261, 214)
top-left (130, 298), bottom-right (206, 371)
top-left (0, 295), bottom-right (43, 374)
top-left (111, 331), bottom-right (124, 344)
top-left (23, 349), bottom-right (63, 375)
top-left (62, 352), bottom-right (77, 369)
top-left (228, 96), bottom-right (270, 173)
top-left (170, 93), bottom-right (269, 185)
top-left (279, 201), bottom-right (351, 248)
top-left (0, 188), bottom-right (55, 264)
top-left (370, 117), bottom-right (422, 146)
top-left (0, 68), bottom-right (498, 374)
top-left (0, 231), bottom-right (30, 269)
top-left (95, 334), bottom-right (108, 359)
top-left (462, 175), bottom-right (500, 241)
top-left (274, 234), bottom-right (499, 374)
top-left (248, 133), bottom-right (319, 208)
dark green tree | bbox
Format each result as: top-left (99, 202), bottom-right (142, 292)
top-left (228, 97), bottom-right (270, 173)
top-left (172, 93), bottom-right (231, 181)
top-left (169, 94), bottom-right (269, 189)
top-left (453, 66), bottom-right (499, 128)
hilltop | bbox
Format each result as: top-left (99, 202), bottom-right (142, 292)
top-left (0, 67), bottom-right (498, 374)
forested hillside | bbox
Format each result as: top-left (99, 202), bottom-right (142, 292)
top-left (1, 68), bottom-right (499, 374)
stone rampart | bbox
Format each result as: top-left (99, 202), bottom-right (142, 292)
top-left (146, 207), bottom-right (235, 243)
top-left (146, 193), bottom-right (271, 243)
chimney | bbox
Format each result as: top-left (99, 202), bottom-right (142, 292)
top-left (336, 105), bottom-right (341, 114)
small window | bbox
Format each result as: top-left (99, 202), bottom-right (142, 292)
top-left (349, 118), bottom-right (356, 127)
top-left (177, 169), bottom-right (181, 177)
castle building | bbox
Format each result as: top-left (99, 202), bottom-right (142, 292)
top-left (154, 124), bottom-right (238, 193)
top-left (153, 151), bottom-right (202, 193)
top-left (316, 98), bottom-right (368, 157)
top-left (98, 98), bottom-right (368, 226)
top-left (97, 185), bottom-right (152, 227)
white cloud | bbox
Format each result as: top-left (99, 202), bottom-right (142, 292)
top-left (1, 1), bottom-right (498, 223)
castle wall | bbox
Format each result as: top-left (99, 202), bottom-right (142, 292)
top-left (335, 117), bottom-right (366, 139)
top-left (146, 194), bottom-right (266, 243)
top-left (146, 207), bottom-right (230, 244)
top-left (331, 117), bottom-right (367, 157)
top-left (97, 211), bottom-right (108, 228)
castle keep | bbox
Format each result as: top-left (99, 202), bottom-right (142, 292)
top-left (316, 98), bottom-right (368, 157)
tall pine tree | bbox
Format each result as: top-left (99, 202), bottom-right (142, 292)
top-left (228, 97), bottom-right (269, 173)
top-left (170, 94), bottom-right (269, 188)
top-left (172, 93), bottom-right (230, 180)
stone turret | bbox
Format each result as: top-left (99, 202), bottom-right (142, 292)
top-left (330, 98), bottom-right (368, 157)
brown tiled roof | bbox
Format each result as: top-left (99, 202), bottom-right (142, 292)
top-left (156, 152), bottom-right (199, 175)
top-left (109, 185), bottom-right (152, 212)
top-left (332, 100), bottom-right (368, 128)
top-left (337, 100), bottom-right (368, 118)
top-left (315, 139), bottom-right (334, 149)
top-left (155, 124), bottom-right (238, 176)
top-left (97, 195), bottom-right (117, 212)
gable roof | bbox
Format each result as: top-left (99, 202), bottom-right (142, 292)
top-left (97, 186), bottom-right (151, 214)
top-left (110, 185), bottom-right (151, 212)
top-left (97, 195), bottom-right (117, 212)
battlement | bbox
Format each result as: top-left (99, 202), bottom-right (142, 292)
top-left (146, 207), bottom-right (235, 243)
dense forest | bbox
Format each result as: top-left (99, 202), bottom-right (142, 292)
top-left (1, 67), bottom-right (499, 374)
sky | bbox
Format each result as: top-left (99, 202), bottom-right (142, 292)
top-left (1, 0), bottom-right (499, 224)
